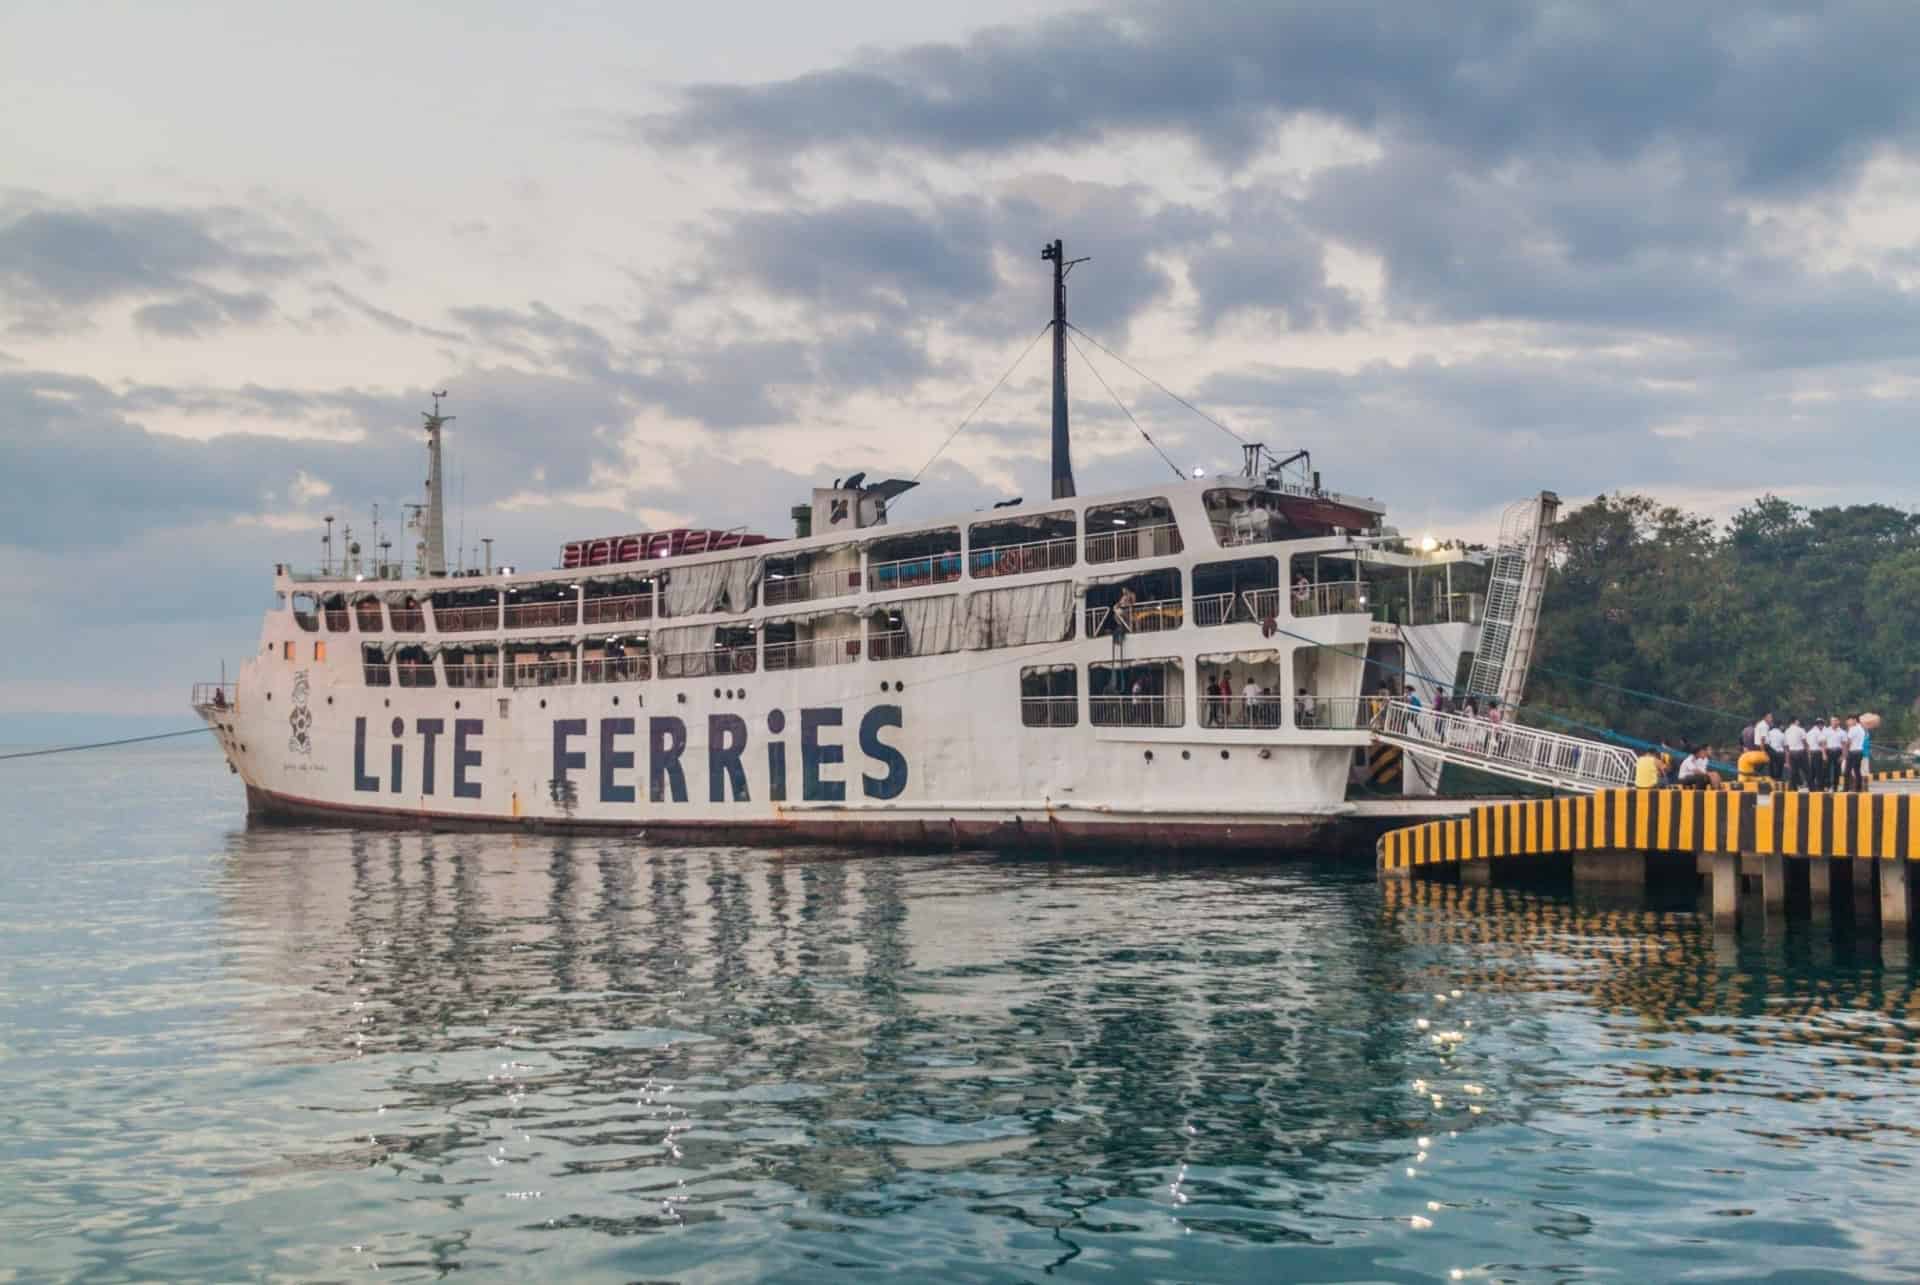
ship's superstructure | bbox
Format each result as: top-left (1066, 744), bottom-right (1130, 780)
top-left (193, 244), bottom-right (1485, 851)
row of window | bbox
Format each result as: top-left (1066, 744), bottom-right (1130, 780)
top-left (1019, 654), bottom-right (1376, 732)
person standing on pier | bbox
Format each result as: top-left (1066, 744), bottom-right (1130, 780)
top-left (1845, 716), bottom-right (1867, 792)
top-left (1829, 718), bottom-right (1849, 790)
top-left (1765, 719), bottom-right (1787, 781)
top-left (1785, 717), bottom-right (1809, 789)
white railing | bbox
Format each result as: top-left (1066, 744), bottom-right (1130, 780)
top-left (505, 659), bottom-right (576, 688)
top-left (1085, 521), bottom-right (1184, 565)
top-left (582, 656), bottom-right (651, 683)
top-left (765, 636), bottom-right (862, 671)
top-left (867, 552), bottom-right (963, 593)
top-left (970, 536), bottom-right (1076, 580)
top-left (1406, 592), bottom-right (1484, 627)
top-left (389, 608), bottom-right (426, 632)
top-left (764, 566), bottom-right (862, 606)
top-left (868, 630), bottom-right (910, 661)
top-left (362, 662), bottom-right (391, 687)
top-left (354, 605), bottom-right (384, 634)
top-left (656, 647), bottom-right (757, 678)
top-left (324, 608), bottom-right (351, 632)
top-left (1089, 695), bottom-right (1185, 728)
top-left (1086, 597), bottom-right (1185, 637)
top-left (444, 663), bottom-right (499, 689)
top-left (583, 593), bottom-right (654, 625)
top-left (191, 681), bottom-right (238, 709)
top-left (1282, 581), bottom-right (1365, 618)
top-left (1373, 700), bottom-right (1637, 793)
top-left (505, 600), bottom-right (577, 630)
top-left (433, 603), bottom-right (498, 633)
top-left (1290, 696), bottom-right (1373, 730)
top-left (1021, 696), bottom-right (1078, 727)
top-left (1199, 696), bottom-right (1284, 729)
top-left (396, 662), bottom-right (437, 688)
top-left (1193, 592), bottom-right (1246, 627)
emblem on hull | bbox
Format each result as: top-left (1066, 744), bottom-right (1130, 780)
top-left (288, 670), bottom-right (313, 755)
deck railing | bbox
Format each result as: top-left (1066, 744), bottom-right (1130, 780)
top-left (969, 536), bottom-right (1076, 580)
top-left (1274, 580), bottom-right (1366, 619)
top-left (1086, 597), bottom-right (1184, 637)
top-left (395, 663), bottom-right (436, 688)
top-left (582, 656), bottom-right (651, 683)
top-left (582, 592), bottom-right (654, 625)
top-left (324, 608), bottom-right (351, 632)
top-left (1198, 696), bottom-right (1285, 729)
top-left (433, 604), bottom-right (499, 632)
top-left (656, 648), bottom-right (757, 678)
top-left (505, 600), bottom-right (577, 630)
top-left (1089, 694), bottom-right (1185, 728)
top-left (1405, 592), bottom-right (1485, 627)
top-left (765, 637), bottom-right (861, 671)
top-left (867, 553), bottom-right (963, 593)
top-left (868, 630), bottom-right (910, 661)
top-left (505, 659), bottom-right (576, 688)
top-left (354, 605), bottom-right (384, 634)
top-left (764, 567), bottom-right (862, 606)
top-left (444, 663), bottom-right (499, 689)
top-left (362, 663), bottom-right (391, 687)
top-left (1020, 696), bottom-right (1079, 727)
top-left (1193, 592), bottom-right (1251, 627)
top-left (1085, 521), bottom-right (1183, 565)
top-left (1373, 700), bottom-right (1638, 792)
top-left (389, 608), bottom-right (426, 632)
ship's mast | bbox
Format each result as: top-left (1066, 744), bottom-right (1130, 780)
top-left (1041, 239), bottom-right (1087, 500)
top-left (422, 390), bottom-right (452, 577)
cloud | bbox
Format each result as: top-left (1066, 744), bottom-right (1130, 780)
top-left (0, 197), bottom-right (328, 335)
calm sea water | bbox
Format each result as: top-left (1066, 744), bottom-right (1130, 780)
top-left (3, 743), bottom-right (1918, 1282)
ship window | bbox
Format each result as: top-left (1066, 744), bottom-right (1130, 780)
top-left (1085, 499), bottom-right (1182, 564)
top-left (1193, 557), bottom-right (1278, 627)
top-left (866, 528), bottom-right (961, 592)
top-left (1290, 644), bottom-right (1367, 728)
top-left (582, 634), bottom-right (650, 683)
top-left (968, 581), bottom-right (1076, 650)
top-left (764, 609), bottom-right (862, 671)
top-left (1089, 658), bottom-right (1185, 728)
top-left (362, 643), bottom-right (392, 687)
top-left (764, 545), bottom-right (859, 607)
top-left (313, 641), bottom-right (327, 662)
top-left (291, 592), bottom-right (319, 632)
top-left (322, 594), bottom-right (351, 632)
top-left (581, 575), bottom-right (656, 626)
top-left (1020, 665), bottom-right (1077, 727)
top-left (1198, 649), bottom-right (1282, 729)
top-left (354, 596), bottom-right (384, 634)
top-left (866, 595), bottom-right (963, 661)
top-left (968, 511), bottom-right (1076, 579)
top-left (395, 644), bottom-right (436, 688)
top-left (1288, 554), bottom-right (1366, 619)
top-left (281, 641), bottom-right (294, 661)
top-left (444, 643), bottom-right (499, 689)
top-left (655, 623), bottom-right (757, 678)
top-left (1084, 568), bottom-right (1182, 640)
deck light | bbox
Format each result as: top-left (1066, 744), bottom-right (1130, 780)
top-left (1420, 535), bottom-right (1439, 553)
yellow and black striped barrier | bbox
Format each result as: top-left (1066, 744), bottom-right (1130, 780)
top-left (1377, 788), bottom-right (1920, 873)
top-left (1871, 768), bottom-right (1920, 782)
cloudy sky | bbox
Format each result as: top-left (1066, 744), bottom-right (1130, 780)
top-left (5, 0), bottom-right (1920, 726)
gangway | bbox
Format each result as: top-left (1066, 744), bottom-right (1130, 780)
top-left (1372, 699), bottom-right (1636, 794)
top-left (1464, 491), bottom-right (1559, 711)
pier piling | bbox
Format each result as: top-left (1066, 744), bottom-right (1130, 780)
top-left (1760, 851), bottom-right (1787, 920)
top-left (1881, 860), bottom-right (1910, 939)
top-left (1711, 851), bottom-right (1740, 931)
top-left (1808, 859), bottom-right (1832, 918)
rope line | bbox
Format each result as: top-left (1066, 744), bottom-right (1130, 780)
top-left (907, 322), bottom-right (1053, 490)
top-left (1065, 322), bottom-right (1247, 445)
top-left (0, 726), bottom-right (212, 762)
top-left (1063, 328), bottom-right (1188, 482)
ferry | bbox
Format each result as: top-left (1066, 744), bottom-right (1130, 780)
top-left (193, 242), bottom-right (1487, 851)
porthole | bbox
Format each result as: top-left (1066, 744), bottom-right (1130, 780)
top-left (384, 699), bottom-right (391, 708)
top-left (1181, 750), bottom-right (1191, 760)
top-left (677, 693), bottom-right (687, 704)
top-left (713, 688), bottom-right (722, 699)
top-left (539, 699), bottom-right (547, 709)
top-left (612, 696), bottom-right (620, 706)
top-left (454, 700), bottom-right (461, 710)
top-left (1144, 750), bottom-right (1154, 762)
top-left (326, 696), bottom-right (333, 705)
top-left (1220, 750), bottom-right (1230, 760)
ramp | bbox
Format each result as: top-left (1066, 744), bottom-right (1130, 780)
top-left (1372, 699), bottom-right (1635, 794)
top-left (1464, 491), bottom-right (1559, 711)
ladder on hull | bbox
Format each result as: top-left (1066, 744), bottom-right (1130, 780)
top-left (1372, 700), bottom-right (1636, 794)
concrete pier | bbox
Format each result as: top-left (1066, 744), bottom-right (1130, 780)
top-left (1807, 859), bottom-right (1832, 917)
top-left (1852, 860), bottom-right (1877, 926)
top-left (1760, 851), bottom-right (1787, 921)
top-left (1711, 852), bottom-right (1740, 931)
top-left (1460, 859), bottom-right (1492, 887)
top-left (1573, 849), bottom-right (1646, 893)
top-left (1880, 860), bottom-right (1910, 938)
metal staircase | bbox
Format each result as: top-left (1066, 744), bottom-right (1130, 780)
top-left (1371, 700), bottom-right (1636, 794)
top-left (1464, 491), bottom-right (1559, 712)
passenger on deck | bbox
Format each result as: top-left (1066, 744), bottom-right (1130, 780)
top-left (1295, 687), bottom-right (1314, 728)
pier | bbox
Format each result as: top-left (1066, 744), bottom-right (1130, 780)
top-left (1377, 786), bottom-right (1920, 942)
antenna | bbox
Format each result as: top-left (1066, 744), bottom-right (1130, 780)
top-left (421, 389), bottom-right (453, 577)
top-left (322, 514), bottom-right (335, 575)
top-left (1041, 239), bottom-right (1089, 500)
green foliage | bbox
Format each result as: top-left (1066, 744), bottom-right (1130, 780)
top-left (1529, 493), bottom-right (1918, 756)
